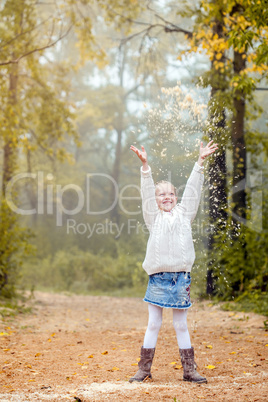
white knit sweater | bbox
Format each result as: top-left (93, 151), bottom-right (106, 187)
top-left (141, 162), bottom-right (204, 275)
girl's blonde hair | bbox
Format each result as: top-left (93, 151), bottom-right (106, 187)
top-left (155, 180), bottom-right (178, 196)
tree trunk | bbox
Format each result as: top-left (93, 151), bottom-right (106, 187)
top-left (207, 109), bottom-right (228, 295)
top-left (0, 62), bottom-right (18, 291)
top-left (231, 50), bottom-right (247, 229)
top-left (110, 129), bottom-right (122, 225)
top-left (206, 17), bottom-right (228, 295)
top-left (2, 63), bottom-right (18, 195)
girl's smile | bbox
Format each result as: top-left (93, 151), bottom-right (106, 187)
top-left (155, 182), bottom-right (177, 212)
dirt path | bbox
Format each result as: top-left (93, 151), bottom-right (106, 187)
top-left (0, 292), bottom-right (267, 401)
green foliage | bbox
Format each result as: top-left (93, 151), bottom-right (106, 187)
top-left (0, 201), bottom-right (34, 298)
top-left (20, 247), bottom-right (144, 294)
top-left (208, 210), bottom-right (268, 315)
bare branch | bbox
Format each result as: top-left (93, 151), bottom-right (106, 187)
top-left (0, 25), bottom-right (73, 66)
top-left (0, 16), bottom-right (53, 51)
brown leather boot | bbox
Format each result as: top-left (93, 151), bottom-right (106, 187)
top-left (179, 347), bottom-right (207, 383)
top-left (129, 347), bottom-right (155, 383)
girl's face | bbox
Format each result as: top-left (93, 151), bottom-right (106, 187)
top-left (155, 182), bottom-right (177, 212)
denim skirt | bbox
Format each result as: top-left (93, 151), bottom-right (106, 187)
top-left (143, 271), bottom-right (192, 309)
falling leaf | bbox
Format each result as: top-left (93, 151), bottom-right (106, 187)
top-left (25, 365), bottom-right (32, 369)
top-left (88, 355), bottom-right (94, 358)
top-left (170, 362), bottom-right (177, 365)
top-left (51, 333), bottom-right (55, 337)
top-left (229, 352), bottom-right (236, 354)
top-left (35, 353), bottom-right (41, 357)
top-left (174, 365), bottom-right (182, 369)
top-left (82, 376), bottom-right (88, 378)
top-left (0, 332), bottom-right (9, 336)
top-left (3, 349), bottom-right (10, 351)
top-left (47, 339), bottom-right (51, 342)
top-left (206, 345), bottom-right (213, 349)
top-left (131, 363), bottom-right (138, 366)
top-left (101, 351), bottom-right (108, 355)
top-left (205, 365), bottom-right (216, 369)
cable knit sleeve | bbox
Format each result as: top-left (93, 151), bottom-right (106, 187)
top-left (140, 166), bottom-right (158, 230)
top-left (178, 162), bottom-right (204, 222)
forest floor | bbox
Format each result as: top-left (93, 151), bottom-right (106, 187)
top-left (0, 291), bottom-right (268, 402)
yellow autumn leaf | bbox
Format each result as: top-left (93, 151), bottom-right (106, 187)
top-left (229, 351), bottom-right (236, 354)
top-left (3, 349), bottom-right (10, 351)
top-left (205, 365), bottom-right (216, 369)
top-left (0, 332), bottom-right (9, 336)
top-left (174, 365), bottom-right (182, 369)
top-left (131, 363), bottom-right (138, 366)
top-left (88, 355), bottom-right (94, 358)
top-left (101, 351), bottom-right (108, 355)
top-left (170, 362), bottom-right (177, 365)
top-left (35, 353), bottom-right (41, 357)
top-left (112, 367), bottom-right (119, 371)
top-left (206, 345), bottom-right (213, 349)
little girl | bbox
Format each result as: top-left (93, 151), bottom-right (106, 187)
top-left (129, 141), bottom-right (218, 384)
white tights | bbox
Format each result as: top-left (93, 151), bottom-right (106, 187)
top-left (143, 303), bottom-right (191, 349)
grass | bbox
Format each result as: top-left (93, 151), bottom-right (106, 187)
top-left (220, 291), bottom-right (268, 317)
top-left (0, 291), bottom-right (33, 319)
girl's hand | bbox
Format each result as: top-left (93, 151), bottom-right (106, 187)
top-left (198, 140), bottom-right (218, 166)
top-left (130, 145), bottom-right (148, 164)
